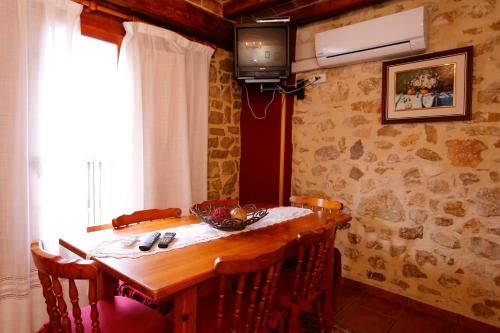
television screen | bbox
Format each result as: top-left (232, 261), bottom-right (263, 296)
top-left (234, 23), bottom-right (290, 82)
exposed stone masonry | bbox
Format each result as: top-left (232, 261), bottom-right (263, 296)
top-left (292, 0), bottom-right (500, 327)
top-left (207, 48), bottom-right (241, 200)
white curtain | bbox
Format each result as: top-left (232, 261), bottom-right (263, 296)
top-left (0, 0), bottom-right (82, 331)
top-left (119, 22), bottom-right (214, 214)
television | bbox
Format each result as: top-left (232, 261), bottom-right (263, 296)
top-left (234, 22), bottom-right (290, 83)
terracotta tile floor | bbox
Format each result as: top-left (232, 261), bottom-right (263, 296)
top-left (331, 284), bottom-right (497, 333)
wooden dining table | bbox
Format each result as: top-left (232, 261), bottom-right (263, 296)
top-left (60, 210), bottom-right (351, 333)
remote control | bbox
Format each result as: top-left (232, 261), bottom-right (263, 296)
top-left (138, 232), bottom-right (161, 251)
top-left (158, 232), bottom-right (176, 249)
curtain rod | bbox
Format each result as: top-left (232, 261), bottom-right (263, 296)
top-left (73, 0), bottom-right (217, 49)
top-left (73, 0), bottom-right (137, 21)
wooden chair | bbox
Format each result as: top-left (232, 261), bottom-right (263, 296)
top-left (86, 223), bottom-right (113, 233)
top-left (290, 196), bottom-right (344, 289)
top-left (111, 207), bottom-right (181, 314)
top-left (112, 207), bottom-right (182, 229)
top-left (289, 196), bottom-right (343, 213)
top-left (278, 224), bottom-right (336, 333)
top-left (196, 243), bottom-right (287, 333)
top-left (31, 240), bottom-right (168, 333)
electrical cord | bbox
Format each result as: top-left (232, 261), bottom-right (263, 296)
top-left (275, 77), bottom-right (319, 94)
top-left (243, 82), bottom-right (277, 120)
top-left (242, 77), bottom-right (317, 120)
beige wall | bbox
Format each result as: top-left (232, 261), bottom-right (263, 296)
top-left (207, 48), bottom-right (241, 200)
top-left (293, 0), bottom-right (500, 326)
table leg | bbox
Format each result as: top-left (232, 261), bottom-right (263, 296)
top-left (324, 233), bottom-right (336, 328)
top-left (97, 269), bottom-right (118, 299)
top-left (173, 285), bottom-right (197, 333)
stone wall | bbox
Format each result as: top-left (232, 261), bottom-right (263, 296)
top-left (293, 0), bottom-right (500, 326)
top-left (208, 48), bottom-right (241, 200)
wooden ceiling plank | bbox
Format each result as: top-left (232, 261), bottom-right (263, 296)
top-left (287, 0), bottom-right (388, 26)
top-left (101, 0), bottom-right (234, 49)
top-left (223, 0), bottom-right (289, 18)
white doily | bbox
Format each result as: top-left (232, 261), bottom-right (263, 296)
top-left (86, 207), bottom-right (312, 259)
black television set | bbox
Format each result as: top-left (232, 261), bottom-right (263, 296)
top-left (234, 22), bottom-right (290, 83)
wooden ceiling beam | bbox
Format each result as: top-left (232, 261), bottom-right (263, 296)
top-left (223, 0), bottom-right (288, 18)
top-left (288, 0), bottom-right (388, 26)
top-left (80, 9), bottom-right (126, 47)
top-left (100, 0), bottom-right (234, 49)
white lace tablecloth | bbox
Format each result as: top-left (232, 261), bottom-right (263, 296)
top-left (86, 207), bottom-right (312, 259)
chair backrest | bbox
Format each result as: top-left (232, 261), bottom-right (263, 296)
top-left (31, 240), bottom-right (101, 332)
top-left (214, 243), bottom-right (286, 333)
top-left (86, 223), bottom-right (113, 233)
top-left (289, 196), bottom-right (343, 213)
top-left (112, 207), bottom-right (182, 229)
top-left (290, 224), bottom-right (335, 303)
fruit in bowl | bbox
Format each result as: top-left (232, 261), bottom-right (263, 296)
top-left (212, 206), bottom-right (232, 220)
top-left (231, 207), bottom-right (247, 221)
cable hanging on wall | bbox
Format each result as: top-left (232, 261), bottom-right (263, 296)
top-left (275, 77), bottom-right (320, 94)
top-left (243, 82), bottom-right (277, 120)
top-left (242, 76), bottom-right (321, 120)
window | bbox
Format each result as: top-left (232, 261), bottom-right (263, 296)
top-left (41, 35), bottom-right (136, 231)
top-left (75, 36), bottom-right (120, 226)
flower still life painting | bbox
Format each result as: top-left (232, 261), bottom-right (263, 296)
top-left (382, 47), bottom-right (472, 124)
top-left (395, 64), bottom-right (455, 110)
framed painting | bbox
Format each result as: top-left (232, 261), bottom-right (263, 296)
top-left (381, 46), bottom-right (473, 124)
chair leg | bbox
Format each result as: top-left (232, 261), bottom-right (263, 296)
top-left (271, 312), bottom-right (285, 333)
top-left (323, 288), bottom-right (336, 330)
top-left (317, 300), bottom-right (326, 333)
top-left (287, 306), bottom-right (301, 333)
top-left (333, 248), bottom-right (342, 288)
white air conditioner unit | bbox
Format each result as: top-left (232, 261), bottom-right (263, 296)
top-left (314, 6), bottom-right (426, 69)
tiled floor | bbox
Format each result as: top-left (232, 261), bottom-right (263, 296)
top-left (332, 284), bottom-right (499, 333)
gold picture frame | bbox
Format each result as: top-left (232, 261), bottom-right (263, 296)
top-left (381, 46), bottom-right (473, 124)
